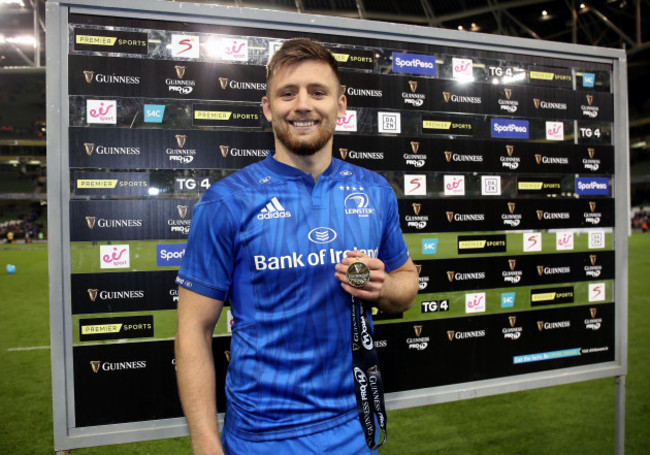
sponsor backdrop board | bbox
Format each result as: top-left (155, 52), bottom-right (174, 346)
top-left (47, 0), bottom-right (628, 451)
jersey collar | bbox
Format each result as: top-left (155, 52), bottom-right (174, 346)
top-left (262, 151), bottom-right (341, 180)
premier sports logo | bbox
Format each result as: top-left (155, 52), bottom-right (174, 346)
top-left (258, 197), bottom-right (292, 220)
top-left (74, 29), bottom-right (147, 54)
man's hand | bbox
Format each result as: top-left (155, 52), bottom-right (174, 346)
top-left (334, 250), bottom-right (386, 301)
top-left (334, 250), bottom-right (418, 313)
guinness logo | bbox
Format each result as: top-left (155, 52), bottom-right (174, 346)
top-left (85, 216), bottom-right (96, 229)
top-left (537, 321), bottom-right (544, 332)
top-left (415, 264), bottom-right (422, 275)
top-left (504, 88), bottom-right (512, 100)
top-left (588, 148), bottom-right (596, 159)
top-left (412, 203), bottom-right (421, 216)
top-left (368, 365), bottom-right (379, 375)
top-left (508, 259), bottom-right (517, 271)
top-left (174, 65), bottom-right (186, 79)
top-left (84, 142), bottom-right (95, 156)
top-left (339, 148), bottom-right (349, 160)
top-left (444, 151), bottom-right (453, 162)
top-left (340, 84), bottom-right (347, 94)
top-left (175, 134), bottom-right (187, 148)
top-left (590, 255), bottom-right (597, 266)
top-left (537, 210), bottom-right (544, 221)
top-left (537, 265), bottom-right (544, 276)
top-left (177, 205), bottom-right (188, 219)
top-left (586, 94), bottom-right (594, 106)
top-left (590, 308), bottom-right (598, 319)
top-left (219, 77), bottom-right (229, 90)
top-left (83, 70), bottom-right (95, 83)
top-left (224, 351), bottom-right (231, 362)
top-left (508, 202), bottom-right (516, 214)
top-left (352, 343), bottom-right (360, 351)
top-left (442, 91), bottom-right (451, 102)
top-left (533, 98), bottom-right (541, 109)
top-left (535, 154), bottom-right (542, 164)
top-left (509, 316), bottom-right (517, 328)
top-left (87, 289), bottom-right (99, 302)
top-left (414, 325), bottom-right (423, 337)
top-left (506, 144), bottom-right (514, 156)
top-left (410, 141), bottom-right (420, 154)
top-left (447, 330), bottom-right (455, 341)
top-left (409, 80), bottom-right (418, 93)
top-left (446, 211), bottom-right (454, 222)
top-left (447, 271), bottom-right (455, 282)
top-left (220, 145), bottom-right (230, 158)
top-left (589, 201), bottom-right (597, 212)
top-left (90, 361), bottom-right (102, 374)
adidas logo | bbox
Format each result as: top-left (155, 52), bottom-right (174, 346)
top-left (257, 197), bottom-right (292, 220)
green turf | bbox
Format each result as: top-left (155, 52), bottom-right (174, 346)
top-left (1, 235), bottom-right (649, 454)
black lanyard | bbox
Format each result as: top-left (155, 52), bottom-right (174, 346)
top-left (351, 295), bottom-right (387, 450)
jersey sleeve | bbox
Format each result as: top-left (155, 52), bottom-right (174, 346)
top-left (175, 195), bottom-right (236, 301)
top-left (379, 184), bottom-right (410, 273)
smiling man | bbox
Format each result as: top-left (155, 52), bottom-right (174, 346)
top-left (175, 38), bottom-right (418, 455)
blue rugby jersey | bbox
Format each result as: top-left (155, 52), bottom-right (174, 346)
top-left (176, 153), bottom-right (409, 442)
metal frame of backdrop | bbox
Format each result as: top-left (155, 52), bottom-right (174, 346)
top-left (47, 0), bottom-right (628, 452)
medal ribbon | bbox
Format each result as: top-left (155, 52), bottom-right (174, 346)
top-left (351, 295), bottom-right (387, 450)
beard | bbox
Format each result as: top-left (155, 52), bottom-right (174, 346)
top-left (272, 117), bottom-right (336, 156)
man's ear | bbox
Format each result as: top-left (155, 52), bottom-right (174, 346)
top-left (337, 94), bottom-right (347, 119)
top-left (262, 96), bottom-right (273, 122)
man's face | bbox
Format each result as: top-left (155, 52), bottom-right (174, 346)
top-left (262, 60), bottom-right (346, 157)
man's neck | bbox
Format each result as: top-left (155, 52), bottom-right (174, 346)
top-left (273, 144), bottom-right (333, 182)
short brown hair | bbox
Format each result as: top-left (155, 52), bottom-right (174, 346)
top-left (266, 38), bottom-right (340, 85)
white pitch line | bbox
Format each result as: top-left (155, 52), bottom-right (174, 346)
top-left (7, 345), bottom-right (51, 352)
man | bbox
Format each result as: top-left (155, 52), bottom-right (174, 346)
top-left (175, 38), bottom-right (418, 455)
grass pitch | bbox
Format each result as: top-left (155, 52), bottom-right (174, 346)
top-left (1, 235), bottom-right (649, 454)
